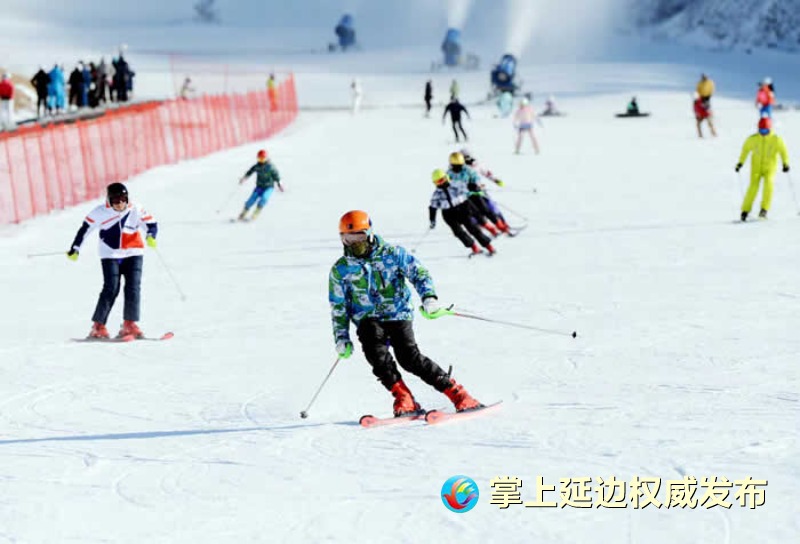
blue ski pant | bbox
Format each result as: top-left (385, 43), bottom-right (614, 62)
top-left (244, 187), bottom-right (274, 210)
top-left (92, 256), bottom-right (143, 324)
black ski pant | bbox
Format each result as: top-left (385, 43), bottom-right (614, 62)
top-left (442, 203), bottom-right (492, 249)
top-left (92, 256), bottom-right (143, 324)
top-left (356, 319), bottom-right (452, 393)
top-left (425, 97), bottom-right (432, 115)
top-left (36, 94), bottom-right (47, 117)
top-left (450, 119), bottom-right (467, 141)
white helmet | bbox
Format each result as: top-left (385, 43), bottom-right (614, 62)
top-left (521, 97), bottom-right (530, 106)
top-left (763, 77), bottom-right (772, 85)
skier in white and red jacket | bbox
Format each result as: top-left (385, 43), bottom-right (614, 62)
top-left (67, 183), bottom-right (158, 339)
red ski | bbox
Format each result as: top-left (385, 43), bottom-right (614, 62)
top-left (359, 411), bottom-right (427, 428)
top-left (71, 332), bottom-right (174, 343)
top-left (424, 401), bottom-right (503, 425)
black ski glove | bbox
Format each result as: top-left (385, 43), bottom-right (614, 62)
top-left (783, 165), bottom-right (790, 173)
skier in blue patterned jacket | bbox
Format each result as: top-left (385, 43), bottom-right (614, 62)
top-left (328, 210), bottom-right (482, 416)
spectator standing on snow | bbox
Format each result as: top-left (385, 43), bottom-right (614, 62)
top-left (0, 73), bottom-right (15, 130)
top-left (31, 67), bottom-right (50, 117)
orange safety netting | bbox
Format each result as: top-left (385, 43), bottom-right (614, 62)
top-left (0, 75), bottom-right (298, 224)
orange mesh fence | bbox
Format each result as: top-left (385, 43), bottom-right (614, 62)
top-left (0, 74), bottom-right (298, 224)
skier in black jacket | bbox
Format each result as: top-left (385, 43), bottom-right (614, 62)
top-left (442, 97), bottom-right (470, 142)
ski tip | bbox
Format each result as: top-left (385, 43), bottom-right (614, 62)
top-left (160, 332), bottom-right (175, 340)
top-left (424, 410), bottom-right (445, 424)
top-left (359, 415), bottom-right (375, 427)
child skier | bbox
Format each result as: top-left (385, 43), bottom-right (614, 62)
top-left (66, 182), bottom-right (158, 339)
top-left (429, 168), bottom-right (497, 256)
top-left (446, 151), bottom-right (510, 236)
top-left (238, 149), bottom-right (283, 221)
top-left (329, 210), bottom-right (483, 416)
top-left (513, 98), bottom-right (540, 154)
top-left (735, 117), bottom-right (790, 221)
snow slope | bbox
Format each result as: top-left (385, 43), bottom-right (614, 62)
top-left (1, 2), bottom-right (798, 543)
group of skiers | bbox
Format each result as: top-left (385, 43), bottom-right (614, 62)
top-left (693, 72), bottom-right (791, 221)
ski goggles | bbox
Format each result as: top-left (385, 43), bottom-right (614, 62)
top-left (759, 128), bottom-right (770, 135)
top-left (340, 231), bottom-right (369, 246)
top-left (109, 195), bottom-right (128, 205)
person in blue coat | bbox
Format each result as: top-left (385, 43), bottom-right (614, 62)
top-left (48, 64), bottom-right (66, 114)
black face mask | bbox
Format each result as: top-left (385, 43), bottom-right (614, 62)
top-left (451, 164), bottom-right (463, 173)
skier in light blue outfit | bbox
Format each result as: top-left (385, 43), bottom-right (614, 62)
top-left (237, 149), bottom-right (282, 221)
top-left (496, 91), bottom-right (513, 118)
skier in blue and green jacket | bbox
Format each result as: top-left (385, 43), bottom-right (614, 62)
top-left (237, 148), bottom-right (283, 221)
top-left (328, 210), bottom-right (483, 416)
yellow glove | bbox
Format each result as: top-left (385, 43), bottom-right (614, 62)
top-left (146, 235), bottom-right (157, 249)
top-left (66, 250), bottom-right (79, 262)
top-left (495, 179), bottom-right (505, 187)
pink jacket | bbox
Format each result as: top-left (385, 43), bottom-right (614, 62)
top-left (513, 105), bottom-right (535, 126)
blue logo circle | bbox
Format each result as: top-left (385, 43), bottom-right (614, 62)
top-left (441, 475), bottom-right (479, 513)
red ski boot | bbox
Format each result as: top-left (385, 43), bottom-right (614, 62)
top-left (486, 243), bottom-right (497, 256)
top-left (469, 243), bottom-right (482, 257)
top-left (390, 380), bottom-right (421, 417)
top-left (88, 322), bottom-right (110, 339)
top-left (118, 320), bottom-right (144, 339)
top-left (483, 222), bottom-right (500, 237)
top-left (496, 218), bottom-right (511, 234)
top-left (444, 379), bottom-right (482, 412)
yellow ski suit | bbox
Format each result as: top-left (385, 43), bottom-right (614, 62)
top-left (738, 132), bottom-right (789, 213)
top-left (696, 78), bottom-right (715, 99)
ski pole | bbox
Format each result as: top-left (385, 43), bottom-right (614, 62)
top-left (451, 309), bottom-right (577, 338)
top-left (300, 356), bottom-right (341, 419)
top-left (215, 183), bottom-right (241, 214)
top-left (494, 200), bottom-right (529, 222)
top-left (152, 247), bottom-right (188, 302)
top-left (409, 228), bottom-right (433, 253)
top-left (785, 172), bottom-right (800, 215)
top-left (28, 251), bottom-right (67, 259)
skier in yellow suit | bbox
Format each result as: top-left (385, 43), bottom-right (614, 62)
top-left (735, 117), bottom-right (789, 221)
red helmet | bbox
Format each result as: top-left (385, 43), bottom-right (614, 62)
top-left (339, 210), bottom-right (372, 234)
top-left (758, 117), bottom-right (772, 132)
top-left (257, 149), bottom-right (268, 161)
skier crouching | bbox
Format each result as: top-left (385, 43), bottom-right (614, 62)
top-left (429, 169), bottom-right (497, 256)
top-left (238, 149), bottom-right (283, 221)
top-left (329, 210), bottom-right (483, 416)
top-left (66, 183), bottom-right (158, 339)
top-left (447, 151), bottom-right (510, 236)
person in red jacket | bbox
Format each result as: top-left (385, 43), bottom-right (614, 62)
top-left (693, 94), bottom-right (716, 138)
top-left (0, 73), bottom-right (15, 130)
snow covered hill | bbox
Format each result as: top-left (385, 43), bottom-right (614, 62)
top-left (635, 0), bottom-right (800, 53)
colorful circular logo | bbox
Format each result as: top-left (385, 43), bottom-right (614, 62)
top-left (441, 475), bottom-right (479, 513)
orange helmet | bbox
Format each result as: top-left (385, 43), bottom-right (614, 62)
top-left (758, 117), bottom-right (772, 132)
top-left (339, 210), bottom-right (372, 233)
top-left (257, 149), bottom-right (268, 161)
